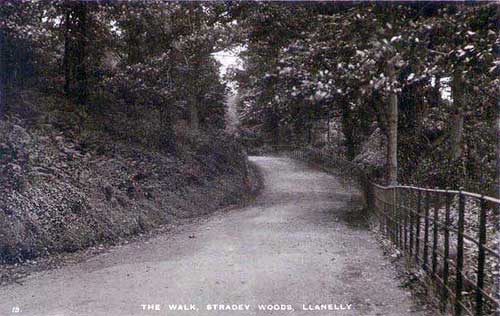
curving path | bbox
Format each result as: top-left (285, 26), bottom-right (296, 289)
top-left (0, 157), bottom-right (425, 316)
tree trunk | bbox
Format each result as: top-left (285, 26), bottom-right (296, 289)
top-left (307, 123), bottom-right (312, 145)
top-left (340, 102), bottom-right (356, 160)
top-left (373, 89), bottom-right (388, 136)
top-left (74, 2), bottom-right (88, 107)
top-left (189, 96), bottom-right (199, 132)
top-left (496, 93), bottom-right (500, 198)
top-left (431, 74), bottom-right (441, 107)
top-left (63, 8), bottom-right (71, 97)
top-left (326, 114), bottom-right (331, 143)
top-left (160, 106), bottom-right (176, 153)
top-left (450, 69), bottom-right (465, 161)
top-left (188, 56), bottom-right (201, 133)
top-left (386, 60), bottom-right (398, 185)
top-left (0, 29), bottom-right (5, 120)
top-left (494, 8), bottom-right (500, 316)
top-left (126, 16), bottom-right (142, 65)
top-left (495, 81), bottom-right (500, 316)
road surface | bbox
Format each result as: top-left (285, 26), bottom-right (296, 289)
top-left (0, 156), bottom-right (424, 316)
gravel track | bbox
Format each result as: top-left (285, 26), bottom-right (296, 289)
top-left (0, 156), bottom-right (425, 316)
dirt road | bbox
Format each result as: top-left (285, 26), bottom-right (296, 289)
top-left (0, 157), bottom-right (424, 316)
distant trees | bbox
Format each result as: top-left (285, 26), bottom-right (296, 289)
top-left (233, 2), bottom-right (498, 191)
top-left (0, 1), bottom-right (231, 151)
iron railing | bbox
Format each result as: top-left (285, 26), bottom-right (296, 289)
top-left (262, 145), bottom-right (500, 316)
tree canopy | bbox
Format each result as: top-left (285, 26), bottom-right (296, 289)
top-left (230, 2), bottom-right (498, 192)
top-left (0, 1), bottom-right (498, 192)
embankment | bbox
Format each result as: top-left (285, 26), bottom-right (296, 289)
top-left (0, 120), bottom-right (260, 263)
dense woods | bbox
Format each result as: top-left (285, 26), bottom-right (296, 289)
top-left (231, 2), bottom-right (499, 194)
top-left (0, 1), bottom-right (260, 264)
top-left (1, 1), bottom-right (498, 196)
top-left (1, 2), bottom-right (234, 149)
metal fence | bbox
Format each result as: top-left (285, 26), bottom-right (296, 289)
top-left (263, 145), bottom-right (500, 316)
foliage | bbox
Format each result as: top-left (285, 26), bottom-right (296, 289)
top-left (0, 1), bottom-right (231, 151)
top-left (232, 2), bottom-right (498, 193)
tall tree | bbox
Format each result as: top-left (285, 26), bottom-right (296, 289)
top-left (386, 57), bottom-right (399, 185)
top-left (0, 29), bottom-right (5, 120)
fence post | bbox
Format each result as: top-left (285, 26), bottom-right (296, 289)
top-left (441, 193), bottom-right (451, 313)
top-left (455, 192), bottom-right (465, 316)
top-left (415, 191), bottom-right (422, 263)
top-left (394, 188), bottom-right (398, 245)
top-left (377, 188), bottom-right (384, 233)
top-left (385, 191), bottom-right (389, 239)
top-left (399, 190), bottom-right (404, 250)
top-left (475, 197), bottom-right (487, 316)
top-left (432, 192), bottom-right (439, 276)
top-left (403, 190), bottom-right (408, 252)
top-left (409, 191), bottom-right (415, 257)
top-left (367, 180), bottom-right (374, 212)
top-left (423, 191), bottom-right (430, 271)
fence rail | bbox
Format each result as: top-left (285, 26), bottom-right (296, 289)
top-left (261, 145), bottom-right (500, 316)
